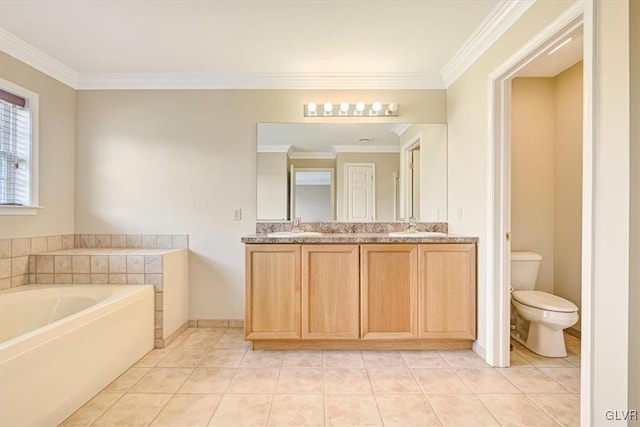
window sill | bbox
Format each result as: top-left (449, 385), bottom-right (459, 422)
top-left (0, 205), bottom-right (44, 216)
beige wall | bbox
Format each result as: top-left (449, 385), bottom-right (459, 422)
top-left (335, 152), bottom-right (399, 221)
top-left (553, 62), bottom-right (583, 329)
top-left (511, 77), bottom-right (555, 294)
top-left (75, 89), bottom-right (446, 320)
top-left (629, 0), bottom-right (639, 419)
top-left (256, 152), bottom-right (288, 220)
top-left (0, 53), bottom-right (76, 238)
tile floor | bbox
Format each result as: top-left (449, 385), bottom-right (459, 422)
top-left (61, 328), bottom-right (581, 426)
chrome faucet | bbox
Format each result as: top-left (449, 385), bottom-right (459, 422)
top-left (406, 217), bottom-right (418, 233)
top-left (291, 217), bottom-right (302, 233)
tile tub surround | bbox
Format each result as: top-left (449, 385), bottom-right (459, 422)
top-left (256, 221), bottom-right (449, 234)
top-left (61, 328), bottom-right (581, 427)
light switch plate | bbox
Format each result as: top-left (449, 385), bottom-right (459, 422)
top-left (233, 208), bottom-right (242, 221)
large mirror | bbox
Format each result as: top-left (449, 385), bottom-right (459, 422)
top-left (257, 123), bottom-right (447, 222)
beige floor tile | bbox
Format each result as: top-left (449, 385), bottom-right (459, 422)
top-left (201, 349), bottom-right (248, 368)
top-left (151, 394), bottom-right (221, 426)
top-left (564, 333), bottom-right (581, 348)
top-left (276, 367), bottom-right (324, 393)
top-left (130, 367), bottom-right (193, 393)
top-left (179, 368), bottom-right (236, 393)
top-left (323, 350), bottom-right (365, 368)
top-left (456, 368), bottom-right (520, 393)
top-left (527, 393), bottom-right (580, 426)
top-left (361, 351), bottom-right (405, 368)
top-left (324, 368), bottom-right (373, 394)
top-left (324, 394), bottom-right (382, 426)
top-left (104, 367), bottom-right (151, 392)
top-left (92, 393), bottom-right (172, 427)
top-left (428, 393), bottom-right (499, 426)
top-left (157, 348), bottom-right (208, 367)
top-left (226, 367), bottom-right (279, 394)
top-left (134, 348), bottom-right (172, 368)
top-left (375, 394), bottom-right (441, 426)
top-left (225, 327), bottom-right (245, 334)
top-left (510, 350), bottom-right (535, 367)
top-left (367, 367), bottom-right (420, 393)
top-left (476, 394), bottom-right (558, 426)
top-left (439, 350), bottom-right (489, 368)
top-left (498, 367), bottom-right (569, 393)
top-left (401, 350), bottom-right (449, 368)
top-left (213, 333), bottom-right (250, 349)
top-left (178, 332), bottom-right (224, 348)
top-left (208, 394), bottom-right (272, 426)
top-left (540, 368), bottom-right (581, 393)
top-left (412, 368), bottom-right (472, 394)
top-left (282, 350), bottom-right (323, 367)
top-left (267, 394), bottom-right (324, 427)
top-left (60, 392), bottom-right (123, 426)
top-left (241, 350), bottom-right (284, 368)
top-left (517, 349), bottom-right (576, 368)
top-left (564, 348), bottom-right (581, 367)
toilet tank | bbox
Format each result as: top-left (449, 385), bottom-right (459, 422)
top-left (511, 251), bottom-right (543, 290)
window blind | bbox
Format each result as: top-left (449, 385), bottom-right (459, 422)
top-left (0, 91), bottom-right (31, 206)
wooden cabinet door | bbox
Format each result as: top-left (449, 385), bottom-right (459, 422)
top-left (245, 244), bottom-right (301, 339)
top-left (302, 245), bottom-right (360, 339)
top-left (418, 244), bottom-right (476, 340)
top-left (361, 244), bottom-right (418, 339)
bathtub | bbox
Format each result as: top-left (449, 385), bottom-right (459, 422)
top-left (0, 284), bottom-right (155, 427)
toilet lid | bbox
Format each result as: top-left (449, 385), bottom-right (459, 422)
top-left (512, 290), bottom-right (578, 313)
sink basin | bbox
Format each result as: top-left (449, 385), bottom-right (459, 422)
top-left (388, 231), bottom-right (447, 237)
top-left (267, 231), bottom-right (323, 237)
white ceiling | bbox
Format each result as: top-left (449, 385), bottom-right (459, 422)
top-left (0, 0), bottom-right (530, 89)
top-left (518, 32), bottom-right (583, 77)
top-left (258, 123), bottom-right (404, 152)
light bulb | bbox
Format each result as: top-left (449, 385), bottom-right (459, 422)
top-left (355, 102), bottom-right (365, 112)
top-left (307, 103), bottom-right (317, 114)
top-left (388, 102), bottom-right (398, 112)
top-left (340, 102), bottom-right (350, 113)
top-left (372, 101), bottom-right (382, 112)
top-left (324, 102), bottom-right (333, 113)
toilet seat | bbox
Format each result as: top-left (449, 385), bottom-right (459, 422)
top-left (512, 290), bottom-right (577, 313)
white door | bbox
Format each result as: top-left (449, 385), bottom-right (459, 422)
top-left (344, 163), bottom-right (375, 221)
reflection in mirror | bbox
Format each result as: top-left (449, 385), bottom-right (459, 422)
top-left (257, 123), bottom-right (447, 222)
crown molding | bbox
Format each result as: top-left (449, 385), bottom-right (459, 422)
top-left (390, 123), bottom-right (412, 136)
top-left (440, 0), bottom-right (536, 88)
top-left (76, 72), bottom-right (445, 90)
top-left (0, 28), bottom-right (78, 88)
top-left (333, 145), bottom-right (400, 153)
top-left (288, 151), bottom-right (336, 160)
top-left (257, 144), bottom-right (292, 153)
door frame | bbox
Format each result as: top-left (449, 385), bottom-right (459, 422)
top-left (487, 1), bottom-right (593, 423)
top-left (291, 167), bottom-right (335, 221)
top-left (343, 162), bottom-right (376, 221)
top-left (399, 133), bottom-right (422, 220)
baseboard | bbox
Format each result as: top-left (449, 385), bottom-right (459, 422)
top-left (189, 319), bottom-right (244, 328)
top-left (472, 341), bottom-right (487, 361)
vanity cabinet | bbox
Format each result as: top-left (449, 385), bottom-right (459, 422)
top-left (360, 244), bottom-right (418, 339)
top-left (302, 245), bottom-right (360, 339)
top-left (419, 244), bottom-right (476, 340)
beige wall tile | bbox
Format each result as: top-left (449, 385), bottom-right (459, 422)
top-left (28, 273), bottom-right (35, 283)
top-left (145, 255), bottom-right (163, 273)
top-left (91, 255), bottom-right (108, 273)
top-left (28, 256), bottom-right (35, 273)
top-left (54, 255), bottom-right (72, 273)
top-left (0, 239), bottom-right (11, 258)
top-left (155, 292), bottom-right (163, 310)
top-left (11, 238), bottom-right (30, 257)
top-left (155, 311), bottom-right (163, 329)
top-left (95, 234), bottom-right (111, 248)
top-left (108, 255), bottom-right (126, 273)
top-left (109, 274), bottom-right (126, 284)
top-left (55, 274), bottom-right (73, 284)
top-left (74, 234), bottom-right (80, 248)
top-left (47, 235), bottom-right (63, 251)
top-left (145, 274), bottom-right (163, 290)
top-left (11, 275), bottom-right (28, 287)
top-left (80, 234), bottom-right (96, 248)
top-left (36, 274), bottom-right (54, 284)
top-left (72, 256), bottom-right (90, 273)
top-left (126, 255), bottom-right (144, 273)
top-left (31, 236), bottom-right (48, 253)
top-left (141, 235), bottom-right (157, 249)
top-left (36, 255), bottom-right (54, 273)
top-left (11, 256), bottom-right (29, 276)
top-left (197, 319), bottom-right (228, 328)
top-left (110, 234), bottom-right (126, 248)
top-left (0, 278), bottom-right (10, 290)
top-left (172, 235), bottom-right (188, 249)
top-left (127, 273), bottom-right (145, 284)
top-left (90, 274), bottom-right (109, 284)
top-left (0, 258), bottom-right (11, 279)
top-left (73, 274), bottom-right (91, 284)
top-left (157, 235), bottom-right (172, 249)
top-left (126, 234), bottom-right (141, 248)
top-left (62, 234), bottom-right (74, 249)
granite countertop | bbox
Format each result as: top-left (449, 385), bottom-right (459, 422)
top-left (241, 233), bottom-right (478, 244)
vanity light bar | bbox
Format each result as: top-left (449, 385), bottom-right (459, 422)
top-left (304, 102), bottom-right (399, 117)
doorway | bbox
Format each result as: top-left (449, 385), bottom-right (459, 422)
top-left (343, 163), bottom-right (375, 221)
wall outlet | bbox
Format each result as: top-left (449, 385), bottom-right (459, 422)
top-left (233, 208), bottom-right (242, 221)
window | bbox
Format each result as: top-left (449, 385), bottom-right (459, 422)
top-left (0, 78), bottom-right (39, 215)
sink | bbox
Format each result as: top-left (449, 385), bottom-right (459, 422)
top-left (267, 231), bottom-right (323, 237)
top-left (388, 231), bottom-right (446, 237)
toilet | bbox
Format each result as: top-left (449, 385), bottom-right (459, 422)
top-left (510, 251), bottom-right (579, 357)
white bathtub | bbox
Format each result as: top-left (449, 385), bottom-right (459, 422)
top-left (0, 285), bottom-right (155, 427)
